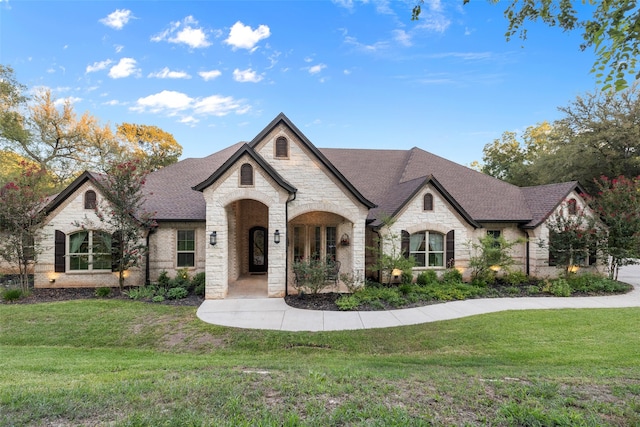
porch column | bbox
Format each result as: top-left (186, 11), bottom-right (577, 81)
top-left (205, 200), bottom-right (228, 299)
top-left (267, 201), bottom-right (287, 297)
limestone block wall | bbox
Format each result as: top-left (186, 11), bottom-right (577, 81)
top-left (254, 124), bottom-right (370, 289)
top-left (147, 222), bottom-right (206, 282)
top-left (202, 155), bottom-right (290, 299)
top-left (34, 181), bottom-right (143, 288)
top-left (386, 183), bottom-right (472, 279)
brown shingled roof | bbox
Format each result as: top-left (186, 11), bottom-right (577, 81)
top-left (142, 142), bottom-right (244, 221)
top-left (521, 181), bottom-right (583, 228)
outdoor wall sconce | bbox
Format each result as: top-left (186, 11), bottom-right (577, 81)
top-left (209, 231), bottom-right (217, 246)
top-left (49, 278), bottom-right (55, 284)
top-left (274, 229), bottom-right (281, 244)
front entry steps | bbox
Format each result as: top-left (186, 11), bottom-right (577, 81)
top-left (227, 274), bottom-right (268, 299)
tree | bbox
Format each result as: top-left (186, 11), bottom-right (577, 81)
top-left (116, 123), bottom-right (182, 172)
top-left (0, 162), bottom-right (49, 292)
top-left (368, 217), bottom-right (416, 285)
top-left (86, 161), bottom-right (155, 291)
top-left (0, 66), bottom-right (182, 184)
top-left (543, 200), bottom-right (602, 277)
top-left (480, 86), bottom-right (640, 194)
top-left (467, 234), bottom-right (523, 284)
top-left (477, 121), bottom-right (556, 186)
top-left (588, 175), bottom-right (640, 279)
top-left (412, 1), bottom-right (640, 90)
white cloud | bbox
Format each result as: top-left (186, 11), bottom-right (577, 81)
top-left (54, 96), bottom-right (82, 107)
top-left (233, 68), bottom-right (263, 83)
top-left (194, 95), bottom-right (250, 116)
top-left (416, 15), bottom-right (451, 33)
top-left (151, 16), bottom-right (211, 49)
top-left (308, 64), bottom-right (327, 75)
top-left (392, 29), bottom-right (412, 47)
top-left (99, 9), bottom-right (134, 30)
top-left (225, 21), bottom-right (270, 51)
top-left (103, 99), bottom-right (124, 106)
top-left (131, 90), bottom-right (250, 119)
top-left (108, 58), bottom-right (140, 79)
top-left (199, 70), bottom-right (222, 81)
top-left (114, 44), bottom-right (124, 53)
top-left (86, 59), bottom-right (113, 73)
top-left (148, 67), bottom-right (191, 79)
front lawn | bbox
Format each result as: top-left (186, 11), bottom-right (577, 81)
top-left (2, 300), bottom-right (640, 425)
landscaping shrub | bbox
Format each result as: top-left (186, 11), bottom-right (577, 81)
top-left (504, 271), bottom-right (529, 286)
top-left (125, 285), bottom-right (157, 300)
top-left (339, 270), bottom-right (364, 293)
top-left (2, 288), bottom-right (22, 301)
top-left (166, 287), bottom-right (188, 300)
top-left (152, 295), bottom-right (165, 302)
top-left (94, 287), bottom-right (112, 298)
top-left (171, 269), bottom-right (191, 291)
top-left (441, 268), bottom-right (463, 284)
top-left (416, 270), bottom-right (438, 286)
top-left (547, 279), bottom-right (572, 297)
top-left (157, 271), bottom-right (170, 287)
top-left (192, 272), bottom-right (206, 296)
top-left (398, 283), bottom-right (414, 295)
top-left (566, 273), bottom-right (631, 294)
top-left (292, 258), bottom-right (337, 295)
top-left (336, 295), bottom-right (360, 311)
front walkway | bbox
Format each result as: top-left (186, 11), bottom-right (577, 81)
top-left (196, 266), bottom-right (640, 331)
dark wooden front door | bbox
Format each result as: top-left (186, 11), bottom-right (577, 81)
top-left (249, 226), bottom-right (267, 273)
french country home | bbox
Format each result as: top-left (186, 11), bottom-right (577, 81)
top-left (34, 113), bottom-right (594, 298)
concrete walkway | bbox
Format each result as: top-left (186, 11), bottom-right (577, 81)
top-left (196, 265), bottom-right (640, 331)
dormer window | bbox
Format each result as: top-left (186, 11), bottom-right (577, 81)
top-left (84, 190), bottom-right (96, 209)
top-left (240, 163), bottom-right (254, 186)
top-left (275, 136), bottom-right (289, 158)
top-left (423, 193), bottom-right (433, 211)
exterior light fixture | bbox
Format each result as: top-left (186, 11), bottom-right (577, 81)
top-left (568, 265), bottom-right (580, 274)
top-left (49, 278), bottom-right (55, 283)
top-left (209, 231), bottom-right (217, 246)
top-left (274, 229), bottom-right (281, 244)
top-left (489, 265), bottom-right (502, 272)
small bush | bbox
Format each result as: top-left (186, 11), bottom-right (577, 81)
top-left (166, 287), bottom-right (188, 300)
top-left (126, 286), bottom-right (156, 300)
top-left (398, 283), bottom-right (414, 295)
top-left (336, 295), bottom-right (360, 311)
top-left (441, 268), bottom-right (463, 284)
top-left (416, 270), bottom-right (438, 286)
top-left (94, 287), bottom-right (112, 298)
top-left (2, 288), bottom-right (22, 301)
top-left (547, 279), bottom-right (571, 297)
top-left (526, 285), bottom-right (541, 295)
top-left (504, 271), bottom-right (528, 286)
top-left (339, 271), bottom-right (364, 293)
top-left (152, 295), bottom-right (165, 303)
top-left (157, 271), bottom-right (170, 286)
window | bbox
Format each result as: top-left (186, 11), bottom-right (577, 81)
top-left (487, 230), bottom-right (501, 248)
top-left (275, 136), bottom-right (289, 158)
top-left (567, 198), bottom-right (577, 215)
top-left (410, 231), bottom-right (445, 267)
top-left (293, 225), bottom-right (337, 261)
top-left (423, 193), bottom-right (433, 211)
top-left (240, 163), bottom-right (254, 186)
top-left (68, 230), bottom-right (111, 271)
top-left (84, 190), bottom-right (96, 209)
top-left (177, 230), bottom-right (195, 267)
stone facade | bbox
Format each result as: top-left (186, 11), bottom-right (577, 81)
top-left (34, 181), bottom-right (144, 288)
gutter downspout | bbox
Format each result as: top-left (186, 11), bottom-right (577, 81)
top-left (285, 191), bottom-right (297, 296)
top-left (525, 231), bottom-right (530, 276)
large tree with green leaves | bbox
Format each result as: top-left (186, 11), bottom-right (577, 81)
top-left (90, 161), bottom-right (156, 291)
top-left (0, 65), bottom-right (182, 186)
top-left (413, 0), bottom-right (640, 90)
top-left (0, 162), bottom-right (49, 292)
top-left (588, 175), bottom-right (640, 279)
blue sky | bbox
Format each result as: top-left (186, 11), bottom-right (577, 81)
top-left (0, 0), bottom-right (598, 166)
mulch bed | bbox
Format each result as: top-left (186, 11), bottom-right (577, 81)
top-left (2, 287), bottom-right (204, 307)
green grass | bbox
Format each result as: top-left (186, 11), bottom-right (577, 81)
top-left (2, 300), bottom-right (640, 426)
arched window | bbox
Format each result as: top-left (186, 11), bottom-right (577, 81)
top-left (409, 231), bottom-right (445, 267)
top-left (567, 198), bottom-right (577, 215)
top-left (84, 190), bottom-right (97, 209)
top-left (240, 163), bottom-right (254, 186)
top-left (275, 136), bottom-right (289, 158)
top-left (68, 230), bottom-right (111, 271)
top-left (423, 193), bottom-right (433, 211)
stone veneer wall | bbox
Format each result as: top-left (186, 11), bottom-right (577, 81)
top-left (147, 222), bottom-right (206, 282)
top-left (34, 181), bottom-right (144, 288)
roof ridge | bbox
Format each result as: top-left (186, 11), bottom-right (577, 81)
top-left (398, 147), bottom-right (420, 183)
